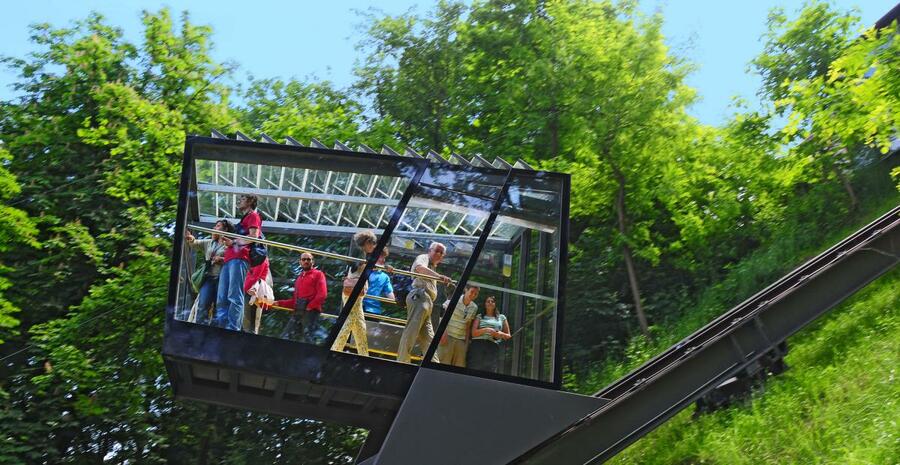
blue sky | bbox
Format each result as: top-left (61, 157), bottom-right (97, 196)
top-left (0, 0), bottom-right (891, 127)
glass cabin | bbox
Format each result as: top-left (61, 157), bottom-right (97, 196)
top-left (163, 131), bottom-right (570, 430)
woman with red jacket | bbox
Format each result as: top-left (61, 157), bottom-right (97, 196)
top-left (213, 194), bottom-right (261, 331)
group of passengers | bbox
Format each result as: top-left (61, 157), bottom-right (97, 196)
top-left (185, 194), bottom-right (511, 372)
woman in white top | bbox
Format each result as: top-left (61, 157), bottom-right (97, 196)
top-left (467, 296), bottom-right (511, 373)
top-left (185, 219), bottom-right (232, 324)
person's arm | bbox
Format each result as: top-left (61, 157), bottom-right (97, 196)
top-left (273, 275), bottom-right (302, 309)
top-left (308, 271), bottom-right (328, 310)
top-left (383, 278), bottom-right (395, 300)
top-left (185, 233), bottom-right (208, 251)
top-left (413, 263), bottom-right (451, 284)
top-left (494, 317), bottom-right (512, 340)
top-left (272, 298), bottom-right (292, 309)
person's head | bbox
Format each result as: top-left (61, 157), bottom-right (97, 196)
top-left (353, 230), bottom-right (378, 255)
top-left (299, 252), bottom-right (314, 270)
top-left (376, 246), bottom-right (389, 265)
top-left (237, 194), bottom-right (258, 212)
top-left (428, 242), bottom-right (447, 265)
top-left (213, 219), bottom-right (234, 240)
top-left (483, 295), bottom-right (498, 316)
top-left (463, 284), bottom-right (480, 303)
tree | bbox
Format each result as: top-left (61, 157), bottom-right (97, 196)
top-left (752, 1), bottom-right (888, 211)
top-left (780, 21), bottom-right (899, 188)
top-left (241, 78), bottom-right (364, 143)
top-left (751, 1), bottom-right (860, 109)
top-left (0, 147), bottom-right (38, 343)
top-left (355, 1), bottom-right (467, 150)
top-left (542, 0), bottom-right (695, 337)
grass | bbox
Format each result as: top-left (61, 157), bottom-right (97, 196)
top-left (608, 268), bottom-right (899, 464)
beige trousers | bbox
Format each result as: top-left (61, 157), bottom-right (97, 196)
top-left (398, 288), bottom-right (440, 363)
top-left (436, 336), bottom-right (468, 367)
top-left (331, 294), bottom-right (369, 356)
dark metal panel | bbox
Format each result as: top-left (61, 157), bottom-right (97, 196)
top-left (512, 207), bottom-right (899, 464)
top-left (552, 173), bottom-right (571, 385)
top-left (173, 377), bottom-right (391, 428)
top-left (163, 319), bottom-right (417, 399)
top-left (373, 368), bottom-right (607, 465)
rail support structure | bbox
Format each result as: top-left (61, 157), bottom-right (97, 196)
top-left (512, 206), bottom-right (899, 465)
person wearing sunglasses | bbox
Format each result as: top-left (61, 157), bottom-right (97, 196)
top-left (273, 252), bottom-right (327, 342)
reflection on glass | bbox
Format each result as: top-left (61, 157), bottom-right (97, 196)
top-left (429, 173), bottom-right (563, 383)
top-left (175, 149), bottom-right (567, 385)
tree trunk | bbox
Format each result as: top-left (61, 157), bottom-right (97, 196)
top-left (614, 170), bottom-right (650, 337)
top-left (835, 167), bottom-right (858, 212)
top-left (197, 405), bottom-right (218, 465)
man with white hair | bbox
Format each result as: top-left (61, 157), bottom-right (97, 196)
top-left (397, 242), bottom-right (451, 363)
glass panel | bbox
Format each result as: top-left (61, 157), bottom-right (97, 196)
top-left (174, 143), bottom-right (567, 385)
top-left (359, 164), bottom-right (508, 365)
top-left (430, 172), bottom-right (564, 383)
top-left (174, 149), bottom-right (419, 354)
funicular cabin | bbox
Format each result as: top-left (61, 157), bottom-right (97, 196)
top-left (163, 131), bottom-right (574, 462)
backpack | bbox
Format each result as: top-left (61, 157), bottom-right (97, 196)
top-left (236, 212), bottom-right (268, 267)
top-left (391, 274), bottom-right (414, 309)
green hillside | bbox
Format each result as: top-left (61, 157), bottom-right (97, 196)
top-left (610, 268), bottom-right (899, 464)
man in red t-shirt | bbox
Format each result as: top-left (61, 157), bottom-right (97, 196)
top-left (213, 194), bottom-right (262, 331)
top-left (275, 252), bottom-right (327, 342)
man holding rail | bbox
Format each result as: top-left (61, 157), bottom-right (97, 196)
top-left (397, 242), bottom-right (451, 363)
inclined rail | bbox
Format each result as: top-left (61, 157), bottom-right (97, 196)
top-left (512, 205), bottom-right (900, 464)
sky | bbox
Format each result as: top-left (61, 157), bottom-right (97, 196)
top-left (0, 0), bottom-right (892, 127)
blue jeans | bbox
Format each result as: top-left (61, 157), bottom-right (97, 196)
top-left (213, 259), bottom-right (249, 330)
top-left (195, 277), bottom-right (218, 325)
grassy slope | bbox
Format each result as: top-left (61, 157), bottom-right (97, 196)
top-left (609, 268), bottom-right (899, 465)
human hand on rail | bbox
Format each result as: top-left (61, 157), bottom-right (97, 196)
top-left (439, 274), bottom-right (451, 285)
top-left (384, 264), bottom-right (395, 274)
